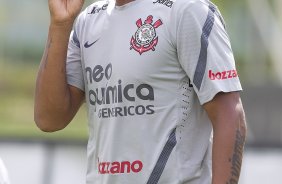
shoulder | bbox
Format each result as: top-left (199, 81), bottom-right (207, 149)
top-left (83, 0), bottom-right (110, 15)
top-left (168, 0), bottom-right (216, 29)
top-left (74, 0), bottom-right (111, 28)
top-left (171, 0), bottom-right (211, 15)
top-left (150, 0), bottom-right (207, 9)
top-left (77, 0), bottom-right (110, 19)
top-left (173, 0), bottom-right (210, 8)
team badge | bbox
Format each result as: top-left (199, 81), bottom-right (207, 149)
top-left (130, 15), bottom-right (163, 55)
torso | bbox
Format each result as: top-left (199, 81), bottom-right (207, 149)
top-left (75, 0), bottom-right (214, 183)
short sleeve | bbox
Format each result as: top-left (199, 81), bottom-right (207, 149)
top-left (175, 1), bottom-right (242, 105)
top-left (66, 16), bottom-right (85, 92)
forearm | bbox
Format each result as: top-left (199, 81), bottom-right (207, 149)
top-left (212, 111), bottom-right (246, 184)
top-left (34, 23), bottom-right (76, 131)
top-left (204, 92), bottom-right (247, 184)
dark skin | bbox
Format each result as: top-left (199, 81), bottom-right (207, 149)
top-left (204, 92), bottom-right (246, 184)
top-left (34, 0), bottom-right (247, 183)
top-left (34, 0), bottom-right (85, 131)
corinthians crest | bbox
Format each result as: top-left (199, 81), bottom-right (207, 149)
top-left (130, 15), bottom-right (163, 55)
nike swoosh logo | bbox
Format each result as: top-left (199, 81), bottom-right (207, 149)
top-left (84, 39), bottom-right (100, 48)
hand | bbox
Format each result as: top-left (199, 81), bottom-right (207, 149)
top-left (48, 0), bottom-right (85, 25)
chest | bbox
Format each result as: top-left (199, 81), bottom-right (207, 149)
top-left (81, 7), bottom-right (180, 89)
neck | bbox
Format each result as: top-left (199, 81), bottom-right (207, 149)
top-left (115, 0), bottom-right (135, 6)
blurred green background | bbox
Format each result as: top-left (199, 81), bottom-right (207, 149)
top-left (1, 1), bottom-right (282, 184)
top-left (0, 1), bottom-right (93, 140)
top-left (1, 0), bottom-right (282, 142)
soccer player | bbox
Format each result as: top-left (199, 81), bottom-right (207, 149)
top-left (34, 0), bottom-right (247, 183)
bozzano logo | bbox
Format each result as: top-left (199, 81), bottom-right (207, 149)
top-left (208, 69), bottom-right (238, 80)
top-left (98, 158), bottom-right (143, 174)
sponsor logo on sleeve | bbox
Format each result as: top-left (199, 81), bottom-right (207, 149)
top-left (208, 69), bottom-right (238, 80)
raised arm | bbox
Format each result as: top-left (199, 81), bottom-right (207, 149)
top-left (34, 0), bottom-right (85, 132)
top-left (204, 92), bottom-right (247, 184)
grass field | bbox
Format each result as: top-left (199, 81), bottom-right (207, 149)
top-left (0, 61), bottom-right (88, 140)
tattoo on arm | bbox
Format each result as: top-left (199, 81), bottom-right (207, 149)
top-left (226, 129), bottom-right (245, 184)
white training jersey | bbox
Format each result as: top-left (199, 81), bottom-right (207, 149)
top-left (66, 0), bottom-right (242, 183)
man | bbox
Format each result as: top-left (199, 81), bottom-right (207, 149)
top-left (34, 0), bottom-right (247, 183)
